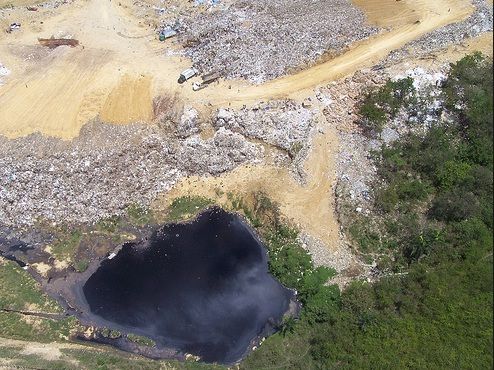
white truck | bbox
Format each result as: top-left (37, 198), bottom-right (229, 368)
top-left (178, 67), bottom-right (198, 84)
top-left (192, 71), bottom-right (220, 91)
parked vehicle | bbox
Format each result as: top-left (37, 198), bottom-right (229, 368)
top-left (158, 27), bottom-right (177, 42)
top-left (178, 67), bottom-right (198, 84)
top-left (192, 81), bottom-right (207, 91)
top-left (192, 71), bottom-right (221, 91)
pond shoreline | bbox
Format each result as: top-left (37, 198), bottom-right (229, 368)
top-left (4, 206), bottom-right (300, 365)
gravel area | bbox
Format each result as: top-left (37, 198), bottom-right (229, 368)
top-left (0, 118), bottom-right (263, 227)
top-left (180, 0), bottom-right (378, 82)
top-left (385, 0), bottom-right (493, 64)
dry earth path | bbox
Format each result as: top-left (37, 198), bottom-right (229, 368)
top-left (194, 0), bottom-right (475, 106)
top-left (0, 0), bottom-right (478, 139)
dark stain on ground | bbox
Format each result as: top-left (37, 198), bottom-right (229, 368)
top-left (83, 207), bottom-right (294, 364)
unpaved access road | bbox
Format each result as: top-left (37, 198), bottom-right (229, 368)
top-left (0, 0), bottom-right (478, 139)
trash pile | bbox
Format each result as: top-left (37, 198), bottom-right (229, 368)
top-left (386, 0), bottom-right (493, 64)
top-left (0, 62), bottom-right (10, 85)
top-left (214, 100), bottom-right (314, 154)
top-left (0, 96), bottom-right (321, 227)
top-left (0, 117), bottom-right (263, 226)
top-left (181, 0), bottom-right (378, 83)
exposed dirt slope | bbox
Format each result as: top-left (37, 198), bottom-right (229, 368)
top-left (191, 0), bottom-right (474, 106)
top-left (0, 0), bottom-right (476, 139)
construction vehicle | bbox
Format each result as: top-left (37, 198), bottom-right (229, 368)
top-left (192, 71), bottom-right (221, 91)
top-left (178, 67), bottom-right (198, 84)
top-left (158, 27), bottom-right (177, 42)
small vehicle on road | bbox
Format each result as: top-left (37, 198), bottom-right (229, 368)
top-left (178, 67), bottom-right (198, 84)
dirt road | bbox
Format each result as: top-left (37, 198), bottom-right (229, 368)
top-left (191, 0), bottom-right (475, 106)
top-left (0, 0), bottom-right (479, 139)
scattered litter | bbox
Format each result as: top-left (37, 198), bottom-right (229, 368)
top-left (38, 37), bottom-right (79, 49)
top-left (194, 0), bottom-right (220, 6)
top-left (6, 23), bottom-right (21, 33)
top-left (27, 6), bottom-right (38, 11)
top-left (0, 63), bottom-right (10, 85)
top-left (108, 252), bottom-right (117, 260)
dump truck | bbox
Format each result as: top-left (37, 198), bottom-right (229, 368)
top-left (158, 27), bottom-right (177, 42)
top-left (192, 71), bottom-right (221, 91)
top-left (178, 67), bottom-right (198, 84)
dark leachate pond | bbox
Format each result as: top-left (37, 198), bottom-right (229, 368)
top-left (83, 207), bottom-right (295, 364)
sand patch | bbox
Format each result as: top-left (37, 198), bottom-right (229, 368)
top-left (54, 259), bottom-right (69, 270)
top-left (100, 74), bottom-right (153, 124)
top-left (20, 343), bottom-right (62, 361)
top-left (352, 0), bottom-right (417, 27)
top-left (0, 48), bottom-right (113, 139)
top-left (31, 262), bottom-right (51, 277)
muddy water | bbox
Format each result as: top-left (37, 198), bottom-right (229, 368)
top-left (83, 207), bottom-right (294, 364)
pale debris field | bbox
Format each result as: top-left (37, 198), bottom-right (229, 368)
top-left (0, 0), bottom-right (477, 139)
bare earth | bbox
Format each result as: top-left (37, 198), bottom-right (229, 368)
top-left (0, 0), bottom-right (481, 139)
top-left (0, 0), bottom-right (492, 275)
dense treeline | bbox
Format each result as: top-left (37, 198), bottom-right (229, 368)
top-left (241, 54), bottom-right (493, 369)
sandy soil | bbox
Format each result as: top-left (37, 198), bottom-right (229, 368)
top-left (351, 0), bottom-right (418, 27)
top-left (0, 0), bottom-right (478, 139)
top-left (100, 74), bottom-right (153, 124)
top-left (0, 0), bottom-right (193, 139)
top-left (0, 0), bottom-right (487, 259)
top-left (0, 0), bottom-right (36, 6)
top-left (156, 109), bottom-right (342, 250)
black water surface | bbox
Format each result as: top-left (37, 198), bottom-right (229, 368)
top-left (83, 208), bottom-right (294, 364)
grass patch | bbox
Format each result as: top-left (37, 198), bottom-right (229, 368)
top-left (51, 229), bottom-right (83, 263)
top-left (167, 196), bottom-right (213, 221)
top-left (126, 203), bottom-right (153, 226)
top-left (127, 333), bottom-right (156, 347)
top-left (0, 260), bottom-right (61, 313)
top-left (74, 259), bottom-right (89, 273)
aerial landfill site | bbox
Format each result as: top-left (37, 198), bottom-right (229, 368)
top-left (0, 0), bottom-right (493, 367)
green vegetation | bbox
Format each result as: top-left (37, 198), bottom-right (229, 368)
top-left (358, 77), bottom-right (417, 134)
top-left (314, 53), bottom-right (492, 368)
top-left (0, 260), bottom-right (81, 343)
top-left (167, 195), bottom-right (213, 221)
top-left (0, 260), bottom-right (61, 312)
top-left (74, 259), bottom-right (89, 273)
top-left (100, 327), bottom-right (122, 339)
top-left (243, 54), bottom-right (492, 369)
top-left (51, 229), bottom-right (83, 262)
top-left (126, 203), bottom-right (153, 226)
top-left (127, 333), bottom-right (156, 347)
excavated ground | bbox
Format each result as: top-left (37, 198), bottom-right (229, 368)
top-left (0, 0), bottom-right (492, 284)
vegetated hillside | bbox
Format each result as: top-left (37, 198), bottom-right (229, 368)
top-left (242, 53), bottom-right (493, 369)
top-left (0, 54), bottom-right (491, 369)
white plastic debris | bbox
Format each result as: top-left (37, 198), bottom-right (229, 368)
top-left (0, 63), bottom-right (10, 85)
